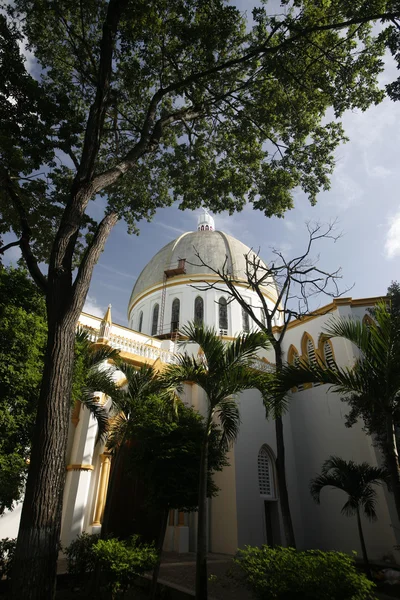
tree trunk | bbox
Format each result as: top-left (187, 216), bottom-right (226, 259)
top-left (10, 207), bottom-right (117, 600)
top-left (195, 431), bottom-right (209, 600)
top-left (150, 507), bottom-right (169, 600)
top-left (385, 413), bottom-right (400, 523)
top-left (274, 343), bottom-right (296, 548)
top-left (356, 507), bottom-right (372, 579)
top-left (10, 314), bottom-right (78, 599)
top-left (274, 416), bottom-right (296, 548)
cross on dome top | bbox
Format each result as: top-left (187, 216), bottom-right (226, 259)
top-left (197, 208), bottom-right (215, 232)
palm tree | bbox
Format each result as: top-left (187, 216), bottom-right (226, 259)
top-left (101, 362), bottom-right (178, 536)
top-left (276, 301), bottom-right (400, 523)
top-left (72, 328), bottom-right (123, 440)
top-left (163, 322), bottom-right (271, 600)
top-left (310, 456), bottom-right (388, 578)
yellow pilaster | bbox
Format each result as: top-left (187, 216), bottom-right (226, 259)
top-left (91, 453), bottom-right (112, 526)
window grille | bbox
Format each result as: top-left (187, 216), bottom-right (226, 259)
top-left (258, 446), bottom-right (272, 497)
top-left (242, 307), bottom-right (250, 333)
top-left (307, 339), bottom-right (320, 386)
top-left (171, 298), bottom-right (180, 333)
top-left (151, 304), bottom-right (159, 336)
top-left (324, 341), bottom-right (335, 369)
top-left (293, 351), bottom-right (304, 391)
top-left (219, 297), bottom-right (228, 331)
top-left (194, 296), bottom-right (204, 325)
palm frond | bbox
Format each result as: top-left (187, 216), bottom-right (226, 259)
top-left (341, 496), bottom-right (359, 518)
top-left (223, 331), bottom-right (270, 370)
top-left (80, 393), bottom-right (110, 443)
top-left (179, 322), bottom-right (226, 371)
top-left (212, 397), bottom-right (241, 451)
top-left (361, 487), bottom-right (378, 522)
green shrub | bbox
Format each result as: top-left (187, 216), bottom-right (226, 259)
top-left (235, 546), bottom-right (375, 600)
top-left (92, 535), bottom-right (157, 597)
top-left (0, 538), bottom-right (16, 580)
top-left (64, 532), bottom-right (100, 577)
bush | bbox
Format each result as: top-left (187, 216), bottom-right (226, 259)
top-left (0, 538), bottom-right (16, 580)
top-left (64, 532), bottom-right (100, 577)
top-left (235, 546), bottom-right (375, 600)
top-left (92, 535), bottom-right (158, 597)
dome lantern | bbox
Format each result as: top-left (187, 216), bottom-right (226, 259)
top-left (197, 209), bottom-right (215, 232)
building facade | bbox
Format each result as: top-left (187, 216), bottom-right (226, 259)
top-left (1, 212), bottom-right (398, 561)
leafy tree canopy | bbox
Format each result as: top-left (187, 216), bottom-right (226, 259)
top-left (0, 267), bottom-right (47, 513)
top-left (0, 0), bottom-right (398, 266)
top-left (125, 398), bottom-right (228, 512)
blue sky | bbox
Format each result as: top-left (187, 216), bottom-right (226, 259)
top-left (4, 4), bottom-right (400, 327)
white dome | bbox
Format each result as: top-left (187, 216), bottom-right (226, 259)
top-left (128, 230), bottom-right (275, 314)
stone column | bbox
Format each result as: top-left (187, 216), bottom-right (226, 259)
top-left (92, 453), bottom-right (112, 529)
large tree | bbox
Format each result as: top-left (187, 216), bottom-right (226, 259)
top-left (1, 1), bottom-right (399, 597)
top-left (164, 323), bottom-right (270, 600)
top-left (190, 220), bottom-right (346, 547)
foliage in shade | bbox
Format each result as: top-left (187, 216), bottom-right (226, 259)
top-left (124, 399), bottom-right (229, 511)
top-left (0, 538), bottom-right (16, 580)
top-left (0, 267), bottom-right (46, 513)
top-left (91, 536), bottom-right (158, 598)
top-left (235, 546), bottom-right (375, 600)
top-left (64, 532), bottom-right (100, 579)
top-left (310, 456), bottom-right (388, 521)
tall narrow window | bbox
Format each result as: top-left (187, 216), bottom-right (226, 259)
top-left (242, 306), bottom-right (250, 333)
top-left (218, 297), bottom-right (228, 333)
top-left (261, 307), bottom-right (266, 327)
top-left (307, 338), bottom-right (319, 386)
top-left (292, 351), bottom-right (304, 391)
top-left (138, 310), bottom-right (143, 333)
top-left (171, 298), bottom-right (180, 333)
top-left (151, 304), bottom-right (159, 336)
top-left (323, 340), bottom-right (335, 369)
top-left (258, 446), bottom-right (274, 497)
top-left (194, 296), bottom-right (204, 325)
top-left (307, 339), bottom-right (317, 366)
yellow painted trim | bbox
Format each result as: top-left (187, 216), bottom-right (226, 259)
top-left (128, 276), bottom-right (279, 319)
top-left (92, 453), bottom-right (112, 526)
top-left (317, 335), bottom-right (336, 364)
top-left (300, 331), bottom-right (316, 358)
top-left (278, 296), bottom-right (388, 332)
top-left (66, 464), bottom-right (94, 472)
top-left (287, 344), bottom-right (299, 365)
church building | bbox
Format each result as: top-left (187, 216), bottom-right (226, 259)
top-left (1, 212), bottom-right (398, 561)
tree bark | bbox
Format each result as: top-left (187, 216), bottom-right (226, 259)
top-left (150, 507), bottom-right (169, 600)
top-left (10, 206), bottom-right (117, 599)
top-left (195, 430), bottom-right (209, 600)
top-left (10, 313), bottom-right (78, 599)
top-left (385, 414), bottom-right (400, 523)
top-left (356, 507), bottom-right (371, 579)
top-left (274, 343), bottom-right (296, 548)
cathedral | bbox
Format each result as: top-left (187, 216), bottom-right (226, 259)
top-left (0, 212), bottom-right (398, 561)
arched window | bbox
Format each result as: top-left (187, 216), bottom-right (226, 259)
top-left (261, 307), bottom-right (266, 328)
top-left (171, 298), bottom-right (180, 333)
top-left (306, 338), bottom-right (320, 386)
top-left (363, 314), bottom-right (374, 328)
top-left (218, 297), bottom-right (228, 333)
top-left (205, 225), bottom-right (209, 230)
top-left (151, 304), bottom-right (159, 336)
top-left (288, 346), bottom-right (303, 392)
top-left (242, 306), bottom-right (250, 333)
top-left (258, 446), bottom-right (275, 498)
top-left (323, 340), bottom-right (335, 369)
top-left (307, 338), bottom-right (317, 366)
top-left (138, 310), bottom-right (143, 333)
top-left (194, 296), bottom-right (204, 325)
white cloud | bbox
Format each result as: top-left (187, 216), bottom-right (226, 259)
top-left (83, 295), bottom-right (106, 318)
top-left (284, 220), bottom-right (296, 231)
top-left (370, 165), bottom-right (392, 178)
top-left (3, 244), bottom-right (22, 265)
top-left (384, 207), bottom-right (400, 259)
